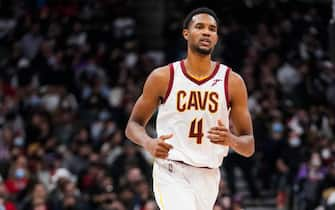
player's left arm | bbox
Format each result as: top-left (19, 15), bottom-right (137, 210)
top-left (208, 71), bottom-right (255, 157)
top-left (227, 71), bottom-right (255, 157)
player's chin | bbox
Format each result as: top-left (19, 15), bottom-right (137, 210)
top-left (196, 47), bottom-right (212, 55)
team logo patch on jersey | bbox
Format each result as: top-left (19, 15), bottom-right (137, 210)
top-left (211, 79), bottom-right (222, 86)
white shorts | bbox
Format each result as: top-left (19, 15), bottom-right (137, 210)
top-left (152, 159), bottom-right (221, 210)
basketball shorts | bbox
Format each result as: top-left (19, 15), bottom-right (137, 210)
top-left (153, 159), bottom-right (221, 210)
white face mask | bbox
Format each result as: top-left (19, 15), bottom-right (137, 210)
top-left (14, 136), bottom-right (25, 147)
top-left (43, 94), bottom-right (60, 111)
top-left (289, 137), bottom-right (301, 147)
top-left (321, 149), bottom-right (331, 159)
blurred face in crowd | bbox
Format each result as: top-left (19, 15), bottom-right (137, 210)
top-left (2, 127), bottom-right (13, 144)
top-left (126, 167), bottom-right (143, 184)
top-left (143, 200), bottom-right (158, 210)
top-left (119, 188), bottom-right (134, 205)
top-left (32, 198), bottom-right (47, 210)
top-left (0, 181), bottom-right (8, 198)
top-left (288, 131), bottom-right (301, 147)
top-left (32, 183), bottom-right (47, 199)
top-left (106, 200), bottom-right (126, 210)
top-left (310, 152), bottom-right (321, 168)
top-left (63, 181), bottom-right (77, 197)
top-left (13, 155), bottom-right (28, 179)
top-left (213, 205), bottom-right (223, 210)
top-left (183, 13), bottom-right (218, 55)
top-left (124, 143), bottom-right (137, 157)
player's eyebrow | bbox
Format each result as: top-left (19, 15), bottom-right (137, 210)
top-left (194, 22), bottom-right (204, 26)
top-left (209, 24), bottom-right (217, 29)
top-left (194, 22), bottom-right (217, 28)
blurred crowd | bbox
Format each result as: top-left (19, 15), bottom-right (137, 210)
top-left (0, 0), bottom-right (334, 210)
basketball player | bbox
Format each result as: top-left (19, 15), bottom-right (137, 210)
top-left (125, 7), bottom-right (255, 210)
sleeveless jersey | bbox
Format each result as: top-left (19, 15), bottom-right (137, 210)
top-left (156, 60), bottom-right (231, 169)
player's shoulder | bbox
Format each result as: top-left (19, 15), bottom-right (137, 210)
top-left (223, 67), bottom-right (247, 98)
top-left (149, 64), bottom-right (171, 80)
top-left (229, 70), bottom-right (244, 83)
top-left (216, 63), bottom-right (244, 85)
top-left (144, 64), bottom-right (171, 94)
top-left (215, 62), bottom-right (245, 89)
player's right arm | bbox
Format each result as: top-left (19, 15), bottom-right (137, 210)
top-left (125, 66), bottom-right (173, 159)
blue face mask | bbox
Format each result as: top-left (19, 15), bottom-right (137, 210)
top-left (14, 136), bottom-right (25, 147)
top-left (15, 168), bottom-right (25, 179)
top-left (272, 122), bottom-right (284, 133)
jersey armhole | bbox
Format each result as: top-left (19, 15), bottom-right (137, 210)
top-left (224, 67), bottom-right (231, 108)
top-left (161, 63), bottom-right (174, 104)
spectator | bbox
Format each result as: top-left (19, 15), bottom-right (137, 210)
top-left (0, 176), bottom-right (17, 210)
top-left (21, 183), bottom-right (51, 210)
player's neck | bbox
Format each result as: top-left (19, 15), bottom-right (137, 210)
top-left (184, 53), bottom-right (214, 78)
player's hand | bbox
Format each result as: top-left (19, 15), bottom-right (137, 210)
top-left (145, 134), bottom-right (173, 159)
top-left (208, 120), bottom-right (234, 146)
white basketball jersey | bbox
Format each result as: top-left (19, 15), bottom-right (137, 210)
top-left (156, 60), bottom-right (231, 168)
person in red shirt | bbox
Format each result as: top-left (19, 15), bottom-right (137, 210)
top-left (0, 176), bottom-right (17, 210)
top-left (4, 155), bottom-right (29, 195)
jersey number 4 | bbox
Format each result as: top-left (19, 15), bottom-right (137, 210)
top-left (189, 118), bottom-right (204, 144)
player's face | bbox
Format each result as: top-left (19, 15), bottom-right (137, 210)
top-left (183, 13), bottom-right (218, 55)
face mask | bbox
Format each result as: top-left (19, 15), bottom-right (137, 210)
top-left (15, 168), bottom-right (25, 179)
top-left (321, 149), bottom-right (331, 159)
top-left (272, 122), bottom-right (284, 133)
top-left (42, 94), bottom-right (60, 111)
top-left (14, 136), bottom-right (25, 147)
top-left (289, 137), bottom-right (301, 147)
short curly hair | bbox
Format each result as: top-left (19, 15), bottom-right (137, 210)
top-left (183, 7), bottom-right (219, 31)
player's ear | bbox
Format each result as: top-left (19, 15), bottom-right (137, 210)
top-left (182, 29), bottom-right (189, 40)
